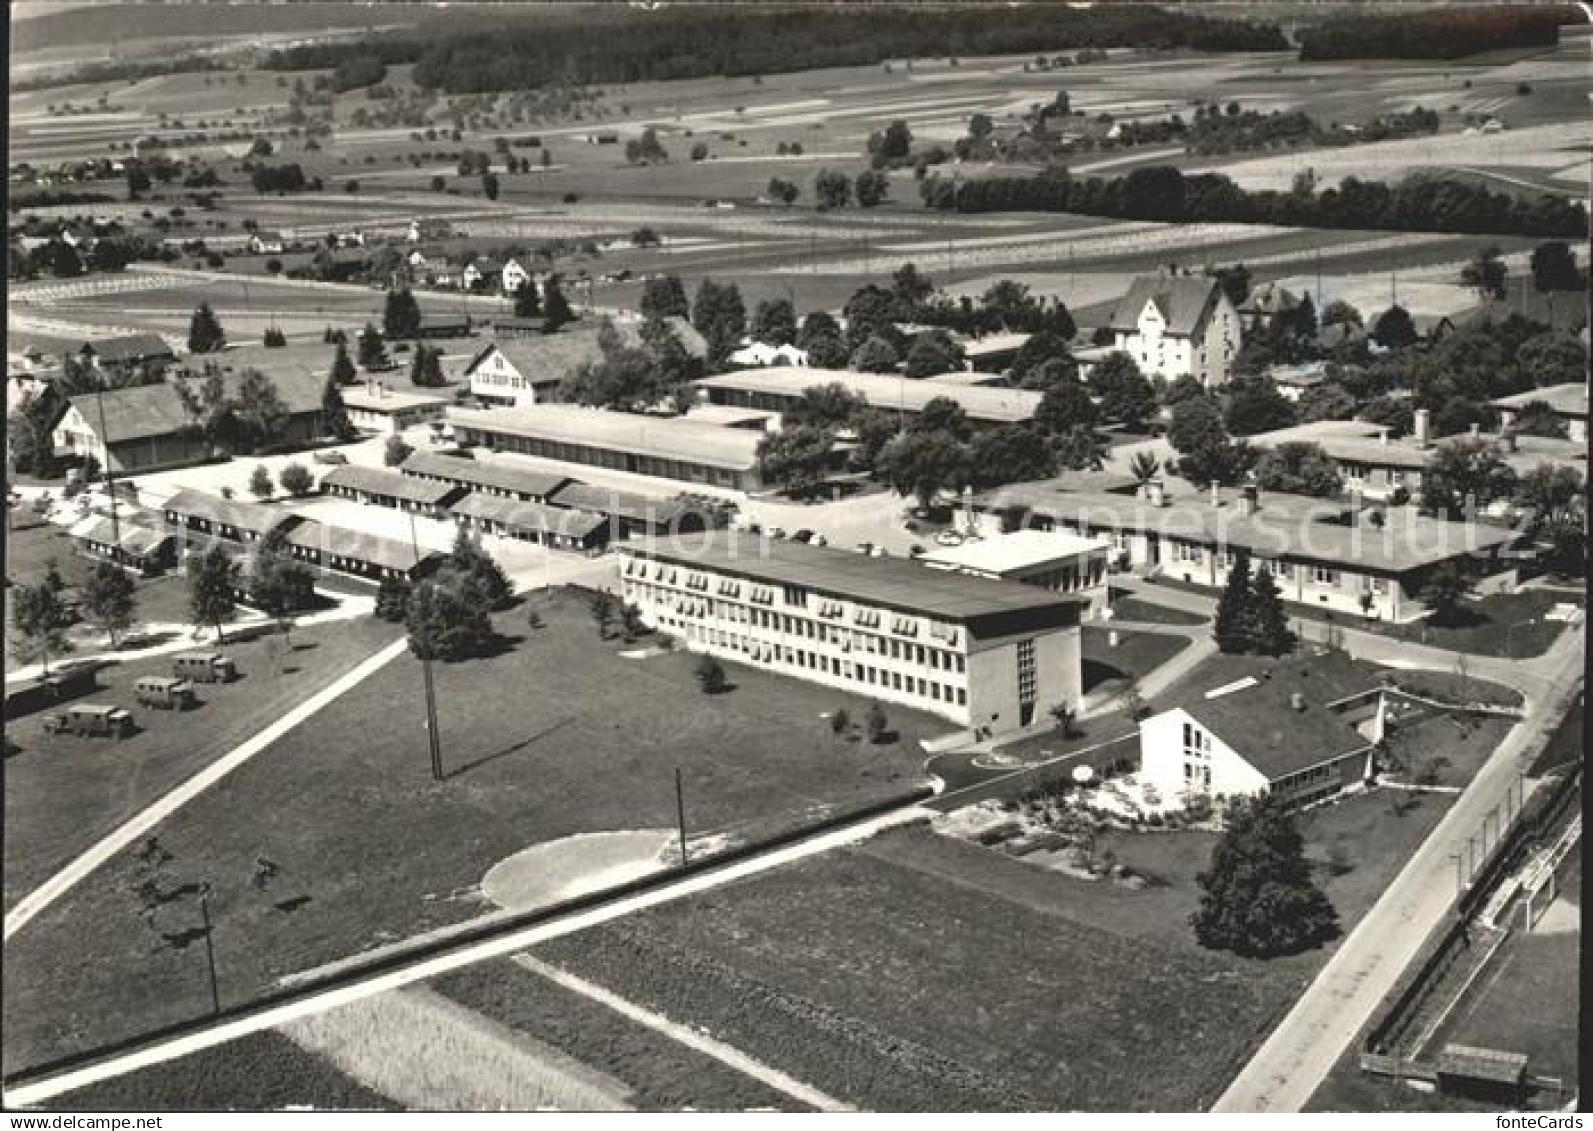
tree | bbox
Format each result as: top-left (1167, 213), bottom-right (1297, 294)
top-left (513, 278), bottom-right (542, 319)
top-left (247, 527), bottom-right (316, 618)
top-left (868, 119), bottom-right (913, 168)
top-left (1370, 304), bottom-right (1417, 351)
top-left (1516, 331), bottom-right (1587, 389)
top-left (843, 285), bottom-right (901, 350)
top-left (913, 396), bottom-right (972, 443)
top-left (374, 574), bottom-right (412, 622)
top-left (1295, 383), bottom-right (1357, 423)
top-left (1418, 560), bottom-right (1472, 626)
top-left (1206, 263), bottom-right (1252, 308)
top-left (542, 274), bottom-right (575, 330)
top-left (695, 654), bottom-right (728, 694)
top-left (876, 429), bottom-right (970, 511)
top-left (188, 546), bottom-right (239, 643)
top-left (1169, 394), bottom-right (1226, 457)
top-left (751, 297), bottom-right (798, 347)
top-left (850, 335), bottom-right (900, 374)
top-left (804, 333), bottom-right (849, 369)
top-left (1129, 451), bottom-right (1161, 487)
top-left (126, 161), bottom-right (151, 201)
top-left (248, 464), bottom-right (274, 500)
top-left (619, 601), bottom-right (646, 642)
top-left (8, 389), bottom-right (64, 478)
top-left (757, 426), bottom-right (836, 500)
top-left (1516, 463), bottom-right (1586, 576)
top-left (1192, 794), bottom-right (1339, 958)
top-left (9, 582), bottom-right (74, 675)
top-left (1053, 424), bottom-right (1109, 472)
top-left (1213, 551), bottom-right (1257, 654)
top-left (1511, 400), bottom-right (1568, 439)
top-left (356, 323), bottom-right (390, 371)
top-left (449, 528), bottom-right (513, 609)
top-left (691, 278), bottom-right (747, 364)
top-left (903, 330), bottom-right (964, 378)
top-left (83, 561), bottom-right (137, 646)
top-left (1420, 436), bottom-right (1517, 518)
top-left (409, 343), bottom-right (447, 387)
top-left (1249, 568), bottom-right (1292, 655)
top-left (1253, 441), bottom-right (1342, 498)
top-left (384, 434), bottom-right (413, 467)
top-left (640, 274), bottom-right (690, 321)
top-left (624, 127), bottom-right (669, 166)
top-left (1459, 244), bottom-right (1507, 302)
top-left (262, 326), bottom-right (287, 349)
top-left (187, 302), bottom-right (225, 354)
top-left (1529, 240), bottom-right (1580, 322)
top-left (1010, 330), bottom-right (1074, 382)
top-left (1224, 376), bottom-right (1297, 436)
top-left (1320, 299), bottom-right (1362, 328)
top-left (969, 424), bottom-right (1057, 489)
top-left (321, 375), bottom-right (356, 442)
top-left (766, 177), bottom-right (799, 206)
top-left (1034, 378), bottom-right (1097, 434)
top-left (892, 262), bottom-right (935, 310)
top-left (830, 707), bottom-right (851, 737)
top-left (406, 572), bottom-right (494, 661)
top-left (815, 167), bottom-right (852, 210)
top-left (865, 701), bottom-right (890, 743)
top-left (854, 169), bottom-right (890, 208)
top-left (279, 462), bottom-right (313, 496)
top-left (1095, 362), bottom-right (1157, 429)
top-left (329, 341), bottom-right (357, 386)
top-left (482, 171), bottom-right (500, 201)
top-left (590, 589), bottom-right (617, 640)
top-left (382, 288), bottom-right (422, 340)
top-left (1162, 373), bottom-right (1207, 408)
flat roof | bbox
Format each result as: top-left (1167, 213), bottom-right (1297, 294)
top-left (342, 387), bottom-right (453, 412)
top-left (623, 536), bottom-right (1080, 627)
top-left (960, 332), bottom-right (1031, 358)
top-left (925, 370), bottom-right (1011, 387)
top-left (684, 404), bottom-right (779, 427)
top-left (1492, 382), bottom-right (1588, 418)
top-left (921, 529), bottom-right (1112, 574)
top-left (976, 478), bottom-right (1519, 574)
top-left (447, 404), bottom-right (764, 471)
top-left (696, 366), bottom-right (1043, 424)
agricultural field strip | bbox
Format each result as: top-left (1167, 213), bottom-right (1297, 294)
top-left (881, 220), bottom-right (1165, 253)
top-left (510, 955), bottom-right (853, 1112)
top-left (2, 638), bottom-right (411, 943)
top-left (2, 807), bottom-right (932, 1109)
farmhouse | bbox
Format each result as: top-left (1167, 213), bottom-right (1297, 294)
top-left (501, 258), bottom-right (532, 295)
top-left (694, 366), bottom-right (1044, 428)
top-left (1138, 655), bottom-right (1383, 810)
top-left (449, 404), bottom-right (770, 491)
top-left (975, 474), bottom-right (1521, 622)
top-left (54, 384), bottom-right (208, 475)
top-left (319, 464), bottom-right (467, 517)
top-left (451, 492), bottom-right (609, 553)
top-left (1492, 383), bottom-right (1588, 444)
top-left (920, 528), bottom-right (1113, 620)
top-left (69, 514), bottom-right (178, 576)
top-left (341, 386), bottom-right (453, 435)
top-left (465, 318), bottom-right (706, 408)
top-left (78, 333), bottom-right (176, 374)
top-left (400, 449), bottom-right (574, 503)
top-left (1106, 274), bottom-right (1241, 387)
top-left (620, 537), bottom-right (1084, 734)
top-left (408, 218), bottom-right (454, 242)
top-left (462, 258), bottom-right (503, 291)
top-left (1237, 282), bottom-right (1302, 335)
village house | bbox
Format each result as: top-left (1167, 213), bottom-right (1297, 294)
top-left (1491, 383), bottom-right (1588, 445)
top-left (408, 217), bottom-right (454, 243)
top-left (1103, 274), bottom-right (1242, 387)
top-left (462, 257), bottom-right (503, 292)
top-left (1237, 282), bottom-right (1302, 335)
top-left (466, 318), bottom-right (705, 408)
top-left (501, 258), bottom-right (532, 295)
top-left (247, 231), bottom-right (286, 255)
top-left (78, 333), bottom-right (176, 375)
top-left (728, 340), bottom-right (810, 368)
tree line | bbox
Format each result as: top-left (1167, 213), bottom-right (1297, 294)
top-left (1297, 4), bottom-right (1581, 61)
top-left (264, 5), bottom-right (1286, 92)
top-left (923, 165), bottom-right (1587, 239)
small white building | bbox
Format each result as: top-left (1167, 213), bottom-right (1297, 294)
top-left (341, 386), bottom-right (453, 435)
top-left (1106, 274), bottom-right (1242, 388)
top-left (729, 341), bottom-right (809, 368)
top-left (920, 529), bottom-right (1113, 620)
top-left (248, 231), bottom-right (286, 255)
top-left (501, 258), bottom-right (533, 296)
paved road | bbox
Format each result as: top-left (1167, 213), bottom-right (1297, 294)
top-left (1212, 621), bottom-right (1585, 1113)
top-left (3, 805), bottom-right (931, 1108)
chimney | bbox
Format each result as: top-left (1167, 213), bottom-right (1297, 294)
top-left (1414, 408), bottom-right (1432, 449)
top-left (1210, 480), bottom-right (1221, 508)
top-left (1144, 478), bottom-right (1166, 507)
top-left (1290, 692), bottom-right (1306, 712)
top-left (1379, 428), bottom-right (1390, 446)
top-left (1468, 422), bottom-right (1481, 438)
top-left (1238, 484), bottom-right (1258, 517)
top-left (1503, 429), bottom-right (1519, 452)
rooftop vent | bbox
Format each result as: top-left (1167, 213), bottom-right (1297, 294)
top-left (1204, 676), bottom-right (1259, 701)
top-left (1290, 692), bottom-right (1307, 712)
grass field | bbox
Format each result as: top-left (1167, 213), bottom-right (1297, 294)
top-left (1081, 625), bottom-right (1190, 694)
top-left (1528, 689), bottom-right (1584, 778)
top-left (1, 588), bottom-right (941, 1072)
top-left (1108, 594), bottom-right (1209, 626)
top-left (39, 1030), bottom-right (400, 1113)
top-left (1293, 590), bottom-right (1580, 659)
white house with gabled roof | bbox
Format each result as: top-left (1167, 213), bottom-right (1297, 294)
top-left (1107, 274), bottom-right (1242, 387)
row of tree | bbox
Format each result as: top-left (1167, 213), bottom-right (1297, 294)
top-left (1296, 4), bottom-right (1579, 61)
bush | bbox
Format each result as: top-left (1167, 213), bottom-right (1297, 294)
top-left (694, 655), bottom-right (728, 694)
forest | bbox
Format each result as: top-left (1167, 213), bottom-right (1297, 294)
top-left (923, 166), bottom-right (1588, 239)
top-left (1296, 4), bottom-right (1582, 61)
top-left (265, 5), bottom-right (1287, 91)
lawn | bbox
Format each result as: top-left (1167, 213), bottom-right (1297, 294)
top-left (1293, 590), bottom-right (1581, 659)
top-left (431, 958), bottom-right (808, 1112)
top-left (1, 589), bottom-right (941, 1072)
top-left (1107, 592), bottom-right (1208, 627)
top-left (4, 613), bottom-right (402, 911)
top-left (1528, 689), bottom-right (1583, 777)
top-left (38, 1030), bottom-right (400, 1113)
top-left (1081, 625), bottom-right (1190, 693)
top-left (1381, 713), bottom-right (1517, 791)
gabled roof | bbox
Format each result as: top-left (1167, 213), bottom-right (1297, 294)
top-left (162, 488), bottom-right (293, 537)
top-left (1491, 382), bottom-right (1588, 419)
top-left (464, 322), bottom-right (613, 384)
top-left (453, 491), bottom-right (607, 538)
top-left (468, 258), bottom-right (504, 274)
top-left (173, 354), bottom-right (328, 417)
top-left (320, 464), bottom-right (463, 506)
top-left (400, 449), bottom-right (573, 499)
top-left (1240, 282), bottom-right (1300, 316)
top-left (70, 514), bottom-right (174, 557)
top-left (286, 521), bottom-right (439, 572)
top-left (67, 383), bottom-right (196, 445)
top-left (449, 404), bottom-right (764, 471)
top-left (550, 481), bottom-right (690, 524)
top-left (81, 333), bottom-right (175, 365)
top-left (1107, 275), bottom-right (1222, 337)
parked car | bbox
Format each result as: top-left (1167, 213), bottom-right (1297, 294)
top-left (908, 544), bottom-right (926, 558)
top-left (134, 676), bottom-right (196, 711)
top-left (790, 529), bottom-right (814, 543)
top-left (313, 450), bottom-right (349, 466)
top-left (765, 526), bottom-right (785, 539)
top-left (42, 704), bottom-right (134, 739)
top-left (935, 531), bottom-right (964, 547)
top-left (173, 651), bottom-right (237, 683)
top-left (810, 533), bottom-right (827, 547)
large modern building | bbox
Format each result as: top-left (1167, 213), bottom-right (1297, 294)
top-left (448, 404), bottom-right (771, 491)
top-left (920, 529), bottom-right (1113, 620)
top-left (693, 367), bottom-right (1044, 428)
top-left (619, 538), bottom-right (1084, 734)
top-left (1104, 274), bottom-right (1242, 387)
top-left (976, 474), bottom-right (1521, 622)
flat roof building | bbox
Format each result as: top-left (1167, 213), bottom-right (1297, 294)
top-left (619, 537), bottom-right (1083, 734)
top-left (921, 529), bottom-right (1113, 620)
top-left (694, 366), bottom-right (1043, 427)
top-left (448, 404), bottom-right (770, 491)
top-left (342, 387), bottom-right (453, 435)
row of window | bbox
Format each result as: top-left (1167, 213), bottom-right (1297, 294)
top-left (660, 616), bottom-right (970, 707)
top-left (467, 431), bottom-right (742, 488)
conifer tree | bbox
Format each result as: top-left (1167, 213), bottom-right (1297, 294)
top-left (1213, 550), bottom-right (1255, 654)
top-left (1249, 567), bottom-right (1293, 656)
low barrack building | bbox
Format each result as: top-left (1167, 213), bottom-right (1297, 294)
top-left (451, 492), bottom-right (609, 553)
top-left (619, 538), bottom-right (1083, 734)
top-left (694, 366), bottom-right (1043, 429)
top-left (399, 449), bottom-right (574, 504)
top-left (319, 464), bottom-right (467, 518)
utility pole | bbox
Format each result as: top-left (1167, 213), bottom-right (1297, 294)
top-left (92, 381), bottom-right (122, 550)
top-left (674, 766), bottom-right (689, 866)
top-left (408, 514), bottom-right (444, 782)
top-left (198, 883), bottom-right (221, 1015)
